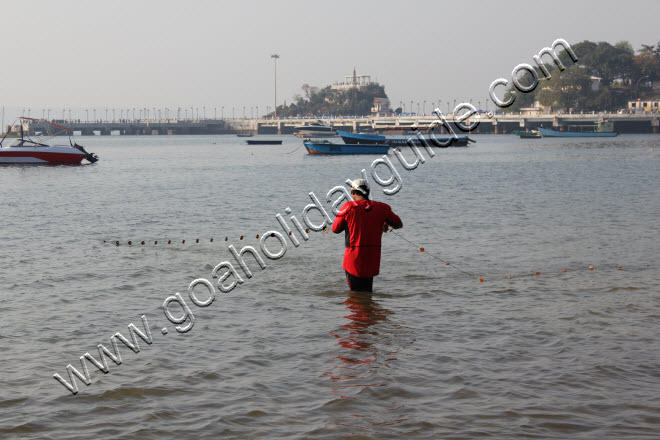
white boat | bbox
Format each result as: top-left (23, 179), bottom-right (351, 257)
top-left (293, 120), bottom-right (337, 138)
top-left (0, 118), bottom-right (98, 164)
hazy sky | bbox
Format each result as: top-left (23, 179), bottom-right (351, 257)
top-left (1, 0), bottom-right (658, 121)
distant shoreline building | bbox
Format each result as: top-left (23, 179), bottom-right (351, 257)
top-left (331, 68), bottom-right (377, 91)
top-left (628, 98), bottom-right (659, 113)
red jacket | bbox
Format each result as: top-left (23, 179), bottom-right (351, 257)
top-left (332, 200), bottom-right (402, 277)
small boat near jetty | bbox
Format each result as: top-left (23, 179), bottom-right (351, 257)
top-left (294, 120), bottom-right (337, 138)
top-left (537, 120), bottom-right (617, 137)
top-left (304, 140), bottom-right (389, 155)
top-left (246, 139), bottom-right (282, 145)
top-left (513, 129), bottom-right (542, 139)
top-left (0, 117), bottom-right (98, 164)
top-left (337, 130), bottom-right (473, 147)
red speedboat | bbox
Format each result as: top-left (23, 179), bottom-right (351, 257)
top-left (0, 118), bottom-right (98, 164)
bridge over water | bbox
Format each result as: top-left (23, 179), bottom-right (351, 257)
top-left (19, 113), bottom-right (659, 136)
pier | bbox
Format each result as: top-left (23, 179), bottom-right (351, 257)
top-left (15, 112), bottom-right (660, 136)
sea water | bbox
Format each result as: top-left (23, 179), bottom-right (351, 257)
top-left (1, 134), bottom-right (658, 439)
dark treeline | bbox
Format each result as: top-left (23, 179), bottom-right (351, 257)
top-left (503, 40), bottom-right (660, 112)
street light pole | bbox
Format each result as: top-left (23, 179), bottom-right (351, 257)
top-left (271, 54), bottom-right (279, 119)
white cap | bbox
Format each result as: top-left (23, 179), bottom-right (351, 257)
top-left (350, 178), bottom-right (370, 196)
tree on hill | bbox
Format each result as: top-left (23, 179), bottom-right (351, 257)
top-left (502, 39), bottom-right (660, 113)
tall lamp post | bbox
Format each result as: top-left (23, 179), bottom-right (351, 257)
top-left (271, 54), bottom-right (279, 119)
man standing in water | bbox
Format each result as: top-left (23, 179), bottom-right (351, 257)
top-left (332, 179), bottom-right (403, 292)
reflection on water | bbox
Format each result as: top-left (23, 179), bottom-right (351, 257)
top-left (332, 291), bottom-right (392, 355)
top-left (323, 292), bottom-right (411, 431)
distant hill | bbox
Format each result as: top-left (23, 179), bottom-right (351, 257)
top-left (502, 39), bottom-right (660, 113)
top-left (273, 83), bottom-right (389, 117)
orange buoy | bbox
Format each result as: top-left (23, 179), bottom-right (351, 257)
top-left (507, 275), bottom-right (511, 279)
top-left (478, 277), bottom-right (484, 283)
top-left (305, 228), bottom-right (309, 233)
top-left (256, 234), bottom-right (259, 239)
top-left (535, 271), bottom-right (540, 275)
top-left (168, 240), bottom-right (171, 244)
top-left (562, 269), bottom-right (567, 272)
top-left (419, 247), bottom-right (425, 252)
top-left (182, 239), bottom-right (185, 244)
top-left (240, 236), bottom-right (243, 240)
top-left (618, 265), bottom-right (622, 269)
top-left (589, 266), bottom-right (594, 271)
top-left (444, 262), bottom-right (449, 266)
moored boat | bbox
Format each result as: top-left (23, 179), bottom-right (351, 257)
top-left (246, 139), bottom-right (282, 145)
top-left (294, 120), bottom-right (337, 138)
top-left (304, 140), bottom-right (389, 155)
top-left (537, 120), bottom-right (617, 137)
top-left (0, 118), bottom-right (98, 164)
top-left (337, 130), bottom-right (473, 147)
top-left (513, 130), bottom-right (542, 139)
